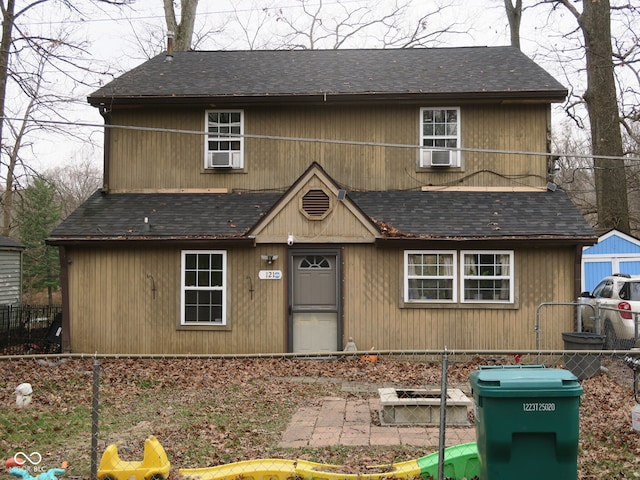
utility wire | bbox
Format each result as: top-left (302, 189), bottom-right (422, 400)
top-left (20, 0), bottom-right (366, 27)
top-left (2, 115), bottom-right (639, 163)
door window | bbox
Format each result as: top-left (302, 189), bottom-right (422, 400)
top-left (299, 255), bottom-right (331, 269)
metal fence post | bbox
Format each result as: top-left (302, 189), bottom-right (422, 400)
top-left (91, 355), bottom-right (100, 480)
top-left (438, 348), bottom-right (448, 480)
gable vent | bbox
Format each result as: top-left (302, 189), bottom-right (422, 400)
top-left (302, 189), bottom-right (330, 218)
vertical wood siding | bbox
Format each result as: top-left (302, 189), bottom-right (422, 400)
top-left (108, 104), bottom-right (550, 192)
top-left (342, 245), bottom-right (575, 352)
top-left (67, 246), bottom-right (288, 354)
top-left (67, 244), bottom-right (574, 354)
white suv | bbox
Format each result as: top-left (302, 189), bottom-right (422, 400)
top-left (578, 274), bottom-right (640, 349)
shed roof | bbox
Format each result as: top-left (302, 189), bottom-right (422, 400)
top-left (88, 47), bottom-right (567, 106)
top-left (0, 236), bottom-right (24, 249)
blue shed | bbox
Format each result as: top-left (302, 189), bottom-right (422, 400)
top-left (581, 229), bottom-right (640, 292)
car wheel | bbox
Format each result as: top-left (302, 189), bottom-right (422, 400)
top-left (148, 475), bottom-right (166, 480)
top-left (100, 476), bottom-right (117, 480)
top-left (604, 322), bottom-right (617, 350)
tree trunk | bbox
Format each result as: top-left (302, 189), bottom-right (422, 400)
top-left (163, 0), bottom-right (199, 52)
top-left (504, 0), bottom-right (522, 49)
top-left (579, 0), bottom-right (630, 234)
top-left (1, 0), bottom-right (15, 236)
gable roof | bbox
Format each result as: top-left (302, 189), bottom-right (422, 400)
top-left (583, 229), bottom-right (640, 256)
top-left (249, 162), bottom-right (379, 242)
top-left (48, 188), bottom-right (595, 246)
top-left (88, 47), bottom-right (567, 106)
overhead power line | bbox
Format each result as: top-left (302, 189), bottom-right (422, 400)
top-left (3, 115), bottom-right (639, 163)
top-left (20, 0), bottom-right (365, 27)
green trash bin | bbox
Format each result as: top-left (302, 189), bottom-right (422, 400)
top-left (470, 365), bottom-right (583, 480)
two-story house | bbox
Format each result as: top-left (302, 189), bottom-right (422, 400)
top-left (48, 47), bottom-right (596, 354)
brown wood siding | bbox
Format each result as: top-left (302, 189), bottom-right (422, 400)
top-left (66, 243), bottom-right (574, 354)
top-left (342, 245), bottom-right (575, 351)
top-left (108, 104), bottom-right (550, 192)
top-left (254, 176), bottom-right (377, 244)
top-left (66, 246), bottom-right (288, 354)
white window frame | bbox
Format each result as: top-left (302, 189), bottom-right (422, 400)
top-left (403, 249), bottom-right (515, 304)
top-left (205, 110), bottom-right (244, 169)
top-left (404, 251), bottom-right (457, 303)
top-left (460, 251), bottom-right (514, 303)
top-left (180, 250), bottom-right (227, 325)
top-left (419, 107), bottom-right (461, 168)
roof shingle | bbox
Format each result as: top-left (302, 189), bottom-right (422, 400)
top-left (0, 236), bottom-right (24, 249)
top-left (89, 47), bottom-right (567, 104)
top-left (49, 189), bottom-right (594, 242)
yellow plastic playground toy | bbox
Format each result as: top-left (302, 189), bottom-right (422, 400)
top-left (98, 436), bottom-right (480, 480)
top-left (97, 436), bottom-right (170, 480)
top-left (179, 443), bottom-right (480, 480)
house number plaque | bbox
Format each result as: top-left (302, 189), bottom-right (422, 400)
top-left (258, 270), bottom-right (282, 280)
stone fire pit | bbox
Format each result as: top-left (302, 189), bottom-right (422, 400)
top-left (378, 387), bottom-right (472, 426)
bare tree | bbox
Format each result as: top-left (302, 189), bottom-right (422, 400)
top-left (552, 124), bottom-right (597, 226)
top-left (269, 0), bottom-right (466, 50)
top-left (550, 0), bottom-right (630, 234)
top-left (44, 158), bottom-right (102, 219)
top-left (0, 0), bottom-right (131, 237)
top-left (504, 0), bottom-right (522, 49)
top-left (163, 0), bottom-right (199, 52)
top-left (134, 0), bottom-right (222, 59)
top-left (502, 1), bottom-right (638, 234)
top-left (503, 1), bottom-right (634, 234)
top-left (229, 2), bottom-right (278, 50)
top-left (221, 0), bottom-right (468, 51)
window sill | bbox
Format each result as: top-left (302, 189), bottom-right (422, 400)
top-left (201, 167), bottom-right (247, 174)
top-left (401, 300), bottom-right (518, 310)
top-left (416, 165), bottom-right (463, 173)
top-left (177, 323), bottom-right (232, 331)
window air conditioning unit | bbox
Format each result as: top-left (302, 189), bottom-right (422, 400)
top-left (421, 149), bottom-right (454, 168)
top-left (208, 151), bottom-right (241, 168)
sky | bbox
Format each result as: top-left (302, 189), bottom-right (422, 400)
top-left (10, 0), bottom-right (628, 174)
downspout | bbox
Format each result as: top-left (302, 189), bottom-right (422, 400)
top-left (99, 106), bottom-right (112, 193)
top-left (58, 246), bottom-right (71, 352)
top-left (574, 244), bottom-right (584, 299)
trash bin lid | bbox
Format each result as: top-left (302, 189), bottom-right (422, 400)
top-left (470, 366), bottom-right (583, 398)
top-left (562, 331), bottom-right (606, 345)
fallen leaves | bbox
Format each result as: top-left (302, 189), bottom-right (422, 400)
top-left (0, 356), bottom-right (639, 479)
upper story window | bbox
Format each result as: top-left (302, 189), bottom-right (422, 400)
top-left (205, 110), bottom-right (244, 169)
top-left (181, 250), bottom-right (226, 325)
top-left (420, 107), bottom-right (461, 168)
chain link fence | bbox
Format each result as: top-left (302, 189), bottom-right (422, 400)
top-left (1, 350), bottom-right (639, 480)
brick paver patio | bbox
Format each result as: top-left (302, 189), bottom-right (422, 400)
top-left (279, 396), bottom-right (475, 448)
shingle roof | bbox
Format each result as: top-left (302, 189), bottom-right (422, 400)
top-left (49, 189), bottom-right (594, 243)
top-left (50, 191), bottom-right (282, 239)
top-left (349, 190), bottom-right (595, 238)
top-left (88, 47), bottom-right (567, 105)
top-left (0, 236), bottom-right (24, 249)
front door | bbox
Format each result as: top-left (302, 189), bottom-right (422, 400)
top-left (289, 250), bottom-right (341, 353)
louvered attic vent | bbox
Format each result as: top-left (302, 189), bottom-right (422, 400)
top-left (302, 189), bottom-right (330, 218)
